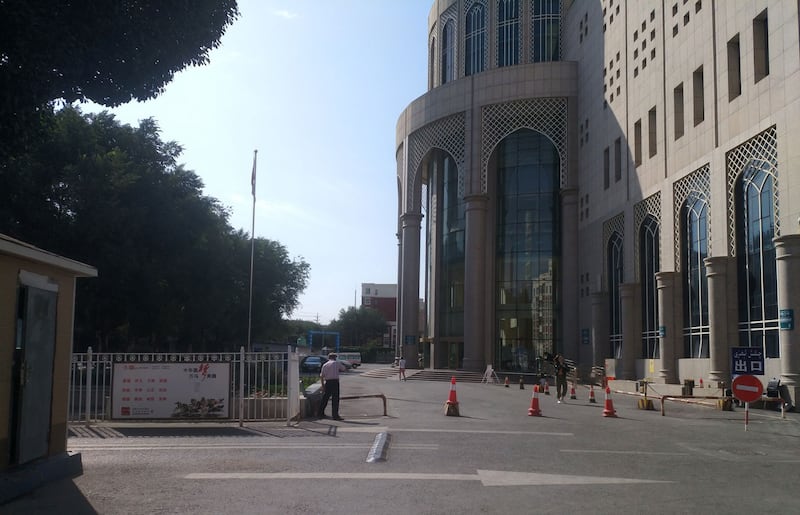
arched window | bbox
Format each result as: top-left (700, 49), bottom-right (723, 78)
top-left (465, 3), bottom-right (486, 75)
top-left (640, 215), bottom-right (660, 358)
top-left (607, 232), bottom-right (623, 358)
top-left (736, 161), bottom-right (778, 356)
top-left (495, 130), bottom-right (560, 372)
top-left (532, 0), bottom-right (560, 62)
top-left (682, 192), bottom-right (709, 358)
top-left (429, 37), bottom-right (436, 89)
top-left (497, 0), bottom-right (520, 67)
top-left (441, 20), bottom-right (455, 84)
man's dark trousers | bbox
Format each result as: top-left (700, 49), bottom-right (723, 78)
top-left (318, 379), bottom-right (340, 418)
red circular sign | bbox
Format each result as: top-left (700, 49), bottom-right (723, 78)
top-left (732, 375), bottom-right (764, 403)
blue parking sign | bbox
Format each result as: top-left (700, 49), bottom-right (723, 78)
top-left (730, 347), bottom-right (764, 376)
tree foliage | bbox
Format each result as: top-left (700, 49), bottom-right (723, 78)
top-left (0, 107), bottom-right (309, 352)
top-left (0, 0), bottom-right (239, 156)
top-left (328, 306), bottom-right (388, 348)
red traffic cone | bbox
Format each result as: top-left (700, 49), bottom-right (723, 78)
top-left (602, 386), bottom-right (617, 417)
top-left (528, 385), bottom-right (542, 416)
top-left (544, 381), bottom-right (551, 395)
top-left (445, 376), bottom-right (460, 416)
top-left (699, 377), bottom-right (704, 388)
top-left (589, 385), bottom-right (597, 403)
top-left (569, 383), bottom-right (577, 400)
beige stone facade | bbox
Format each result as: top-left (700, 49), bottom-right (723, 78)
top-left (396, 0), bottom-right (800, 403)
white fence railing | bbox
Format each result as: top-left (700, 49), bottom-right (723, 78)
top-left (68, 347), bottom-right (300, 425)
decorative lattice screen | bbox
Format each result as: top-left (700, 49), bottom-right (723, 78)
top-left (406, 113), bottom-right (466, 212)
top-left (725, 126), bottom-right (779, 257)
top-left (634, 192), bottom-right (661, 280)
top-left (480, 97), bottom-right (568, 192)
top-left (673, 165), bottom-right (710, 271)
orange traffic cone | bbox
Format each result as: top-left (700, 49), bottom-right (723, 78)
top-left (589, 385), bottom-right (597, 403)
top-left (528, 385), bottom-right (542, 416)
top-left (445, 376), bottom-right (460, 416)
top-left (569, 383), bottom-right (577, 400)
top-left (602, 386), bottom-right (617, 417)
top-left (504, 376), bottom-right (510, 388)
top-left (544, 381), bottom-right (551, 395)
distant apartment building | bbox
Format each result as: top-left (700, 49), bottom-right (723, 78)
top-left (361, 283), bottom-right (397, 348)
top-left (361, 283), bottom-right (397, 322)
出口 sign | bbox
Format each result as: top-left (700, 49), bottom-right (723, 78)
top-left (730, 347), bottom-right (764, 376)
top-left (112, 362), bottom-right (230, 419)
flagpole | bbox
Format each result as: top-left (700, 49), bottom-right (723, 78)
top-left (247, 149), bottom-right (257, 353)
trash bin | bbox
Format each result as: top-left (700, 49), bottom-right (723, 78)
top-left (682, 379), bottom-right (695, 396)
top-left (767, 378), bottom-right (780, 397)
top-left (303, 382), bottom-right (324, 418)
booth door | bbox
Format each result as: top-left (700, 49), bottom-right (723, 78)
top-left (11, 282), bottom-right (58, 465)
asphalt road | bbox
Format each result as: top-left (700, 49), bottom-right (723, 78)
top-left (5, 364), bottom-right (800, 514)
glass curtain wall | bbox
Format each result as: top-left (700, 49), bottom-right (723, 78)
top-left (682, 192), bottom-right (710, 357)
top-left (640, 216), bottom-right (660, 358)
top-left (607, 233), bottom-right (623, 358)
top-left (465, 3), bottom-right (487, 76)
top-left (531, 0), bottom-right (560, 62)
top-left (429, 153), bottom-right (465, 341)
top-left (442, 20), bottom-right (455, 85)
top-left (495, 130), bottom-right (560, 373)
top-left (497, 0), bottom-right (520, 67)
top-left (736, 162), bottom-right (778, 357)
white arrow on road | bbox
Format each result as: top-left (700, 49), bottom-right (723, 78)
top-left (186, 470), bottom-right (671, 486)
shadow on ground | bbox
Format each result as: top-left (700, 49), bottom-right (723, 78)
top-left (2, 478), bottom-right (97, 515)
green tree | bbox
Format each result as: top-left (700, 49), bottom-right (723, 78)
top-left (0, 107), bottom-right (309, 352)
top-left (328, 306), bottom-right (387, 348)
top-left (0, 0), bottom-right (239, 157)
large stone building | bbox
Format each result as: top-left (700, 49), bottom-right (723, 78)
top-left (395, 0), bottom-right (800, 402)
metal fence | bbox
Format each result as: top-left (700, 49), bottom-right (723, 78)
top-left (68, 347), bottom-right (300, 425)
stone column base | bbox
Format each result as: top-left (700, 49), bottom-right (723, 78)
top-left (783, 385), bottom-right (800, 409)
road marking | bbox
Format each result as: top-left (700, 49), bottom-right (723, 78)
top-left (185, 470), bottom-right (671, 486)
top-left (346, 426), bottom-right (575, 436)
top-left (561, 449), bottom-right (690, 456)
top-left (69, 443), bottom-right (438, 452)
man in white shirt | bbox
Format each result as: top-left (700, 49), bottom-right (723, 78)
top-left (398, 356), bottom-right (407, 381)
top-left (318, 353), bottom-right (346, 421)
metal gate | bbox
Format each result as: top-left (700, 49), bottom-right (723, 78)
top-left (68, 347), bottom-right (300, 425)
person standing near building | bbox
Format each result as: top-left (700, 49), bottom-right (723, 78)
top-left (398, 356), bottom-right (407, 381)
top-left (318, 353), bottom-right (346, 420)
top-left (554, 354), bottom-right (570, 403)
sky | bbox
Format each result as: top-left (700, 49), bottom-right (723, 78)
top-left (84, 1), bottom-right (432, 324)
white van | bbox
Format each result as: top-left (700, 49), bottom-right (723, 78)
top-left (337, 352), bottom-right (362, 368)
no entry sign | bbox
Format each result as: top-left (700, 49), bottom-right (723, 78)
top-left (732, 374), bottom-right (763, 403)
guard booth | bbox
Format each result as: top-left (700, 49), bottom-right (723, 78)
top-left (0, 234), bottom-right (97, 503)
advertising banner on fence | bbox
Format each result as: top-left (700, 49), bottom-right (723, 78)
top-left (112, 362), bottom-right (230, 419)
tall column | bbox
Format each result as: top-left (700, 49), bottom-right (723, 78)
top-left (775, 235), bottom-right (800, 405)
top-left (561, 188), bottom-right (579, 362)
top-left (655, 271), bottom-right (679, 384)
top-left (704, 256), bottom-right (734, 384)
top-left (463, 194), bottom-right (488, 372)
top-left (399, 213), bottom-right (422, 362)
top-left (619, 283), bottom-right (640, 380)
top-left (395, 232), bottom-right (402, 358)
top-left (590, 291), bottom-right (607, 369)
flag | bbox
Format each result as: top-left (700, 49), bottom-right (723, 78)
top-left (251, 150), bottom-right (258, 198)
